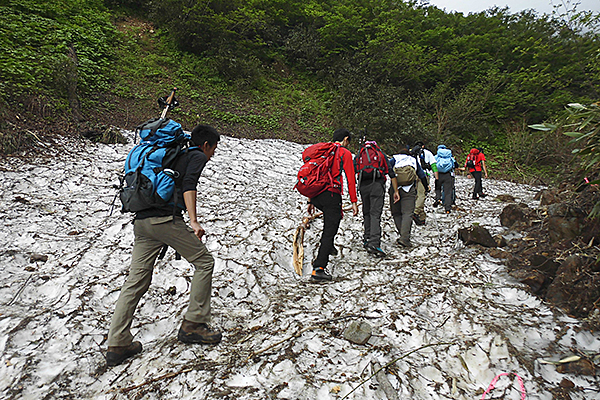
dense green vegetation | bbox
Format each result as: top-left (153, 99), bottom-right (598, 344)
top-left (1, 0), bottom-right (599, 182)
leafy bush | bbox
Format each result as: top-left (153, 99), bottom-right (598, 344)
top-left (531, 103), bottom-right (600, 215)
top-left (0, 0), bottom-right (115, 102)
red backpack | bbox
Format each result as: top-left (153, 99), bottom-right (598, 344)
top-left (466, 148), bottom-right (479, 170)
top-left (354, 141), bottom-right (388, 184)
top-left (295, 142), bottom-right (341, 198)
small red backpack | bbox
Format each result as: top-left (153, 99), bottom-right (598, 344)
top-left (466, 148), bottom-right (479, 170)
top-left (354, 141), bottom-right (388, 184)
top-left (294, 142), bottom-right (341, 198)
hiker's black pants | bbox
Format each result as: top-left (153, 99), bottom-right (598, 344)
top-left (472, 171), bottom-right (483, 197)
top-left (310, 190), bottom-right (342, 269)
top-left (435, 172), bottom-right (454, 212)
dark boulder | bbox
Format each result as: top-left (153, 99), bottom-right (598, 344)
top-left (547, 217), bottom-right (581, 242)
top-left (458, 225), bottom-right (497, 247)
top-left (528, 254), bottom-right (560, 276)
top-left (536, 188), bottom-right (560, 206)
top-left (510, 269), bottom-right (546, 293)
top-left (545, 256), bottom-right (600, 317)
top-left (500, 203), bottom-right (534, 228)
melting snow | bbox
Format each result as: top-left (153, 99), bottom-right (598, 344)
top-left (1, 132), bottom-right (599, 399)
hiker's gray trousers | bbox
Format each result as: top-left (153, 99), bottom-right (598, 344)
top-left (107, 216), bottom-right (214, 347)
top-left (389, 184), bottom-right (416, 243)
top-left (414, 174), bottom-right (429, 221)
top-left (359, 179), bottom-right (385, 248)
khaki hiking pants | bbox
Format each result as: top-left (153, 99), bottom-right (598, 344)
top-left (414, 175), bottom-right (429, 221)
top-left (107, 216), bottom-right (214, 347)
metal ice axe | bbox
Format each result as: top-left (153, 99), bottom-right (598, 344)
top-left (158, 87), bottom-right (179, 119)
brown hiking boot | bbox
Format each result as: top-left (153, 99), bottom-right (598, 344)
top-left (106, 341), bottom-right (142, 366)
top-left (177, 320), bottom-right (222, 344)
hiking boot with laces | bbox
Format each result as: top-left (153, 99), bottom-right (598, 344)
top-left (106, 341), bottom-right (142, 366)
top-left (366, 245), bottom-right (386, 258)
top-left (310, 267), bottom-right (332, 282)
top-left (178, 320), bottom-right (222, 344)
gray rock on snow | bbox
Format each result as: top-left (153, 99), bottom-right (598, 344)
top-left (343, 320), bottom-right (372, 345)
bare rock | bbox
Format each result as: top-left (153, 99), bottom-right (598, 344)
top-left (458, 225), bottom-right (497, 247)
top-left (30, 253), bottom-right (48, 263)
top-left (528, 254), bottom-right (560, 276)
top-left (545, 256), bottom-right (600, 317)
top-left (500, 203), bottom-right (533, 228)
top-left (547, 217), bottom-right (581, 242)
top-left (510, 269), bottom-right (546, 293)
top-left (537, 189), bottom-right (560, 206)
top-left (343, 320), bottom-right (372, 345)
top-left (556, 359), bottom-right (596, 376)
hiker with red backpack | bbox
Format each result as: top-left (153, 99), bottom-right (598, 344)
top-left (354, 140), bottom-right (400, 258)
top-left (465, 147), bottom-right (488, 200)
top-left (296, 128), bottom-right (358, 281)
top-left (389, 147), bottom-right (429, 248)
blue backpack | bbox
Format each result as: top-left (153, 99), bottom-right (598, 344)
top-left (119, 118), bottom-right (191, 213)
top-left (435, 146), bottom-right (455, 173)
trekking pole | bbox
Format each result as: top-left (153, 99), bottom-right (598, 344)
top-left (158, 87), bottom-right (178, 120)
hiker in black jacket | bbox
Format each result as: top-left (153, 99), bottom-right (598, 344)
top-left (106, 125), bottom-right (222, 367)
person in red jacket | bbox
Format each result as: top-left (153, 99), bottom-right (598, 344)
top-left (307, 128), bottom-right (359, 281)
top-left (465, 147), bottom-right (488, 199)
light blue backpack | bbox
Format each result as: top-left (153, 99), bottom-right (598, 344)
top-left (435, 145), bottom-right (455, 173)
top-left (119, 118), bottom-right (193, 212)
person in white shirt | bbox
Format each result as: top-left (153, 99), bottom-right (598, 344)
top-left (389, 147), bottom-right (429, 247)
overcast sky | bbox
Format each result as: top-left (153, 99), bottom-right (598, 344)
top-left (426, 0), bottom-right (599, 15)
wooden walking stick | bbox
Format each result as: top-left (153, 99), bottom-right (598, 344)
top-left (292, 212), bottom-right (323, 275)
top-left (292, 203), bottom-right (359, 275)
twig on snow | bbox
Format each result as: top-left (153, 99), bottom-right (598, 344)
top-left (116, 367), bottom-right (193, 393)
top-left (7, 273), bottom-right (33, 306)
top-left (340, 342), bottom-right (455, 400)
top-left (246, 314), bottom-right (362, 361)
top-left (247, 325), bottom-right (320, 361)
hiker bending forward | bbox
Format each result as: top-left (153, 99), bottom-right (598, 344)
top-left (389, 147), bottom-right (428, 248)
top-left (307, 128), bottom-right (358, 281)
top-left (106, 125), bottom-right (222, 367)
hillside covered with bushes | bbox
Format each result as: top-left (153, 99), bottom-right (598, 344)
top-left (1, 0), bottom-right (599, 182)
